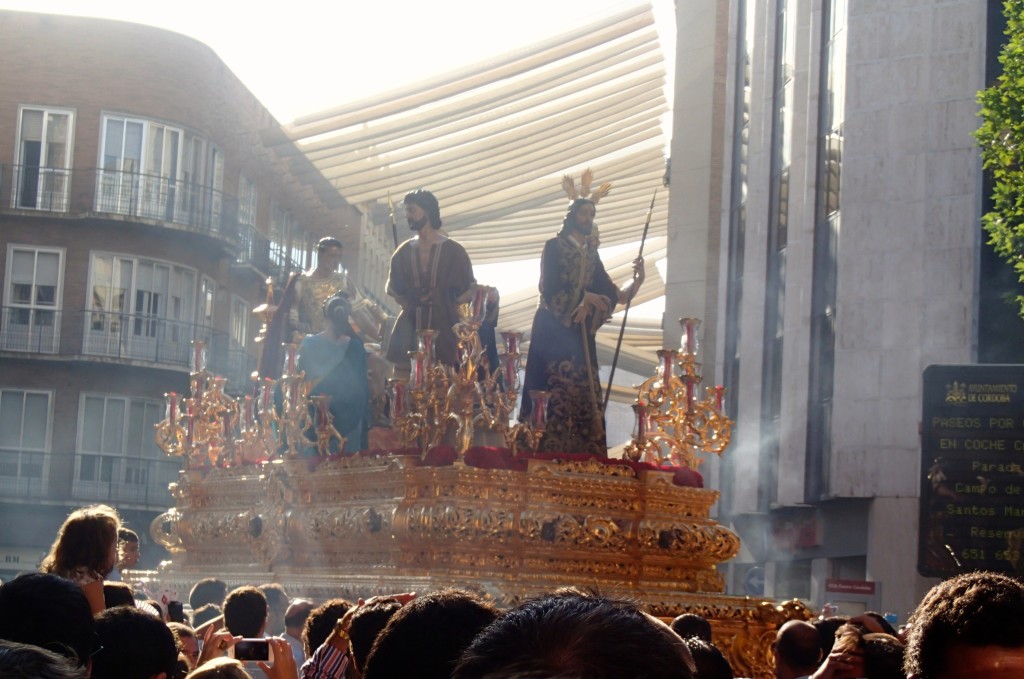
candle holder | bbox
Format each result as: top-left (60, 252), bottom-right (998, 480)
top-left (386, 288), bottom-right (521, 458)
top-left (623, 318), bottom-right (733, 468)
top-left (506, 390), bottom-right (548, 454)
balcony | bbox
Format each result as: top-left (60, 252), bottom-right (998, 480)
top-left (0, 449), bottom-right (49, 499)
top-left (0, 164), bottom-right (241, 249)
top-left (72, 454), bottom-right (182, 507)
top-left (0, 307), bottom-right (257, 389)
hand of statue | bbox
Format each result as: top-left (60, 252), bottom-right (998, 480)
top-left (632, 256), bottom-right (646, 288)
top-left (573, 292), bottom-right (611, 325)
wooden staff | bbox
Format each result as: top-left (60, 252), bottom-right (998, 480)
top-left (603, 189), bottom-right (657, 412)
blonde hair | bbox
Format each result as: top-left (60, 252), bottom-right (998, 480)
top-left (185, 657), bottom-right (252, 679)
top-left (41, 505), bottom-right (121, 578)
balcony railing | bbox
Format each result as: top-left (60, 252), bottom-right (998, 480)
top-left (0, 450), bottom-right (182, 508)
top-left (0, 307), bottom-right (258, 380)
top-left (5, 164), bottom-right (71, 211)
top-left (0, 164), bottom-right (240, 246)
top-left (0, 306), bottom-right (61, 353)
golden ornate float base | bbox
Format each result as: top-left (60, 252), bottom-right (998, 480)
top-left (147, 453), bottom-right (809, 678)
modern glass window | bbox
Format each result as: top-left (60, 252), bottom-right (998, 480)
top-left (14, 107), bottom-right (73, 211)
top-left (2, 246), bottom-right (63, 353)
top-left (84, 253), bottom-right (196, 365)
top-left (0, 389), bottom-right (51, 495)
top-left (75, 394), bottom-right (175, 504)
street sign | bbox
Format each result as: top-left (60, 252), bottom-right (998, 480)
top-left (919, 364), bottom-right (1024, 578)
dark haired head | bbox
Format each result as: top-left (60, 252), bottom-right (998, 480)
top-left (775, 620), bottom-right (822, 677)
top-left (349, 597), bottom-right (403, 672)
top-left (671, 612), bottom-right (713, 642)
top-left (191, 603), bottom-right (222, 628)
top-left (812, 615), bottom-right (849, 657)
top-left (323, 293), bottom-right (356, 338)
top-left (92, 606), bottom-right (178, 679)
top-left (303, 598), bottom-right (353, 657)
top-left (904, 571), bottom-right (1024, 679)
top-left (259, 583), bottom-right (289, 635)
top-left (365, 588), bottom-right (497, 679)
top-left (404, 189), bottom-right (441, 230)
top-left (189, 578), bottom-right (228, 610)
top-left (0, 640), bottom-right (88, 679)
top-left (222, 586), bottom-right (267, 638)
top-left (317, 237), bottom-right (343, 253)
top-left (103, 581), bottom-right (136, 609)
top-left (453, 592), bottom-right (694, 679)
top-left (41, 504), bottom-right (120, 579)
top-left (683, 637), bottom-right (733, 679)
top-left (0, 573), bottom-right (95, 667)
top-left (560, 197), bottom-right (596, 236)
top-left (285, 599), bottom-right (315, 630)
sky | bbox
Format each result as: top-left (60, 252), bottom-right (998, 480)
top-left (0, 0), bottom-right (676, 124)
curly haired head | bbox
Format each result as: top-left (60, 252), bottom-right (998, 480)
top-left (904, 571), bottom-right (1024, 679)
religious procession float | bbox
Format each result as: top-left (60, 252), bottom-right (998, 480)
top-left (144, 287), bottom-right (809, 678)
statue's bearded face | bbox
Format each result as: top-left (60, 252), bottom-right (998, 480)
top-left (573, 202), bottom-right (596, 236)
top-left (405, 203), bottom-right (428, 231)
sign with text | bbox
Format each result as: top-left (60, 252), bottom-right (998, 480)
top-left (825, 578), bottom-right (876, 595)
top-left (919, 365), bottom-right (1024, 578)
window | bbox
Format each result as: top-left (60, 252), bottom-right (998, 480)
top-left (75, 394), bottom-right (175, 504)
top-left (238, 175), bottom-right (257, 228)
top-left (96, 115), bottom-right (223, 231)
top-left (13, 107), bottom-right (73, 211)
top-left (199, 277), bottom-right (215, 330)
top-left (84, 253), bottom-right (196, 366)
top-left (3, 246), bottom-right (63, 353)
top-left (231, 295), bottom-right (249, 348)
top-left (0, 389), bottom-right (51, 495)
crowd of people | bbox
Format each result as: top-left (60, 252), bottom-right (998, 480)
top-left (0, 504), bottom-right (1022, 678)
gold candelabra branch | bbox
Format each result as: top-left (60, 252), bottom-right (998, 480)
top-left (387, 287), bottom-right (524, 458)
top-left (624, 318), bottom-right (734, 467)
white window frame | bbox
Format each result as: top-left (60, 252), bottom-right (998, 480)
top-left (13, 106), bottom-right (74, 211)
top-left (0, 388), bottom-right (53, 495)
top-left (83, 252), bottom-right (196, 365)
top-left (73, 393), bottom-right (175, 504)
top-left (2, 245), bottom-right (64, 353)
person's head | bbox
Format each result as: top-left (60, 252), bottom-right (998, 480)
top-left (92, 606), bottom-right (179, 679)
top-left (349, 597), bottom-right (403, 674)
top-left (813, 615), bottom-right (849, 657)
top-left (258, 583), bottom-right (289, 636)
top-left (189, 578), bottom-right (228, 611)
top-left (0, 640), bottom-right (88, 679)
top-left (561, 197), bottom-right (596, 237)
top-left (671, 613), bottom-right (713, 642)
top-left (452, 592), bottom-right (695, 679)
top-left (184, 657), bottom-right (251, 679)
top-left (191, 603), bottom-right (222, 629)
top-left (167, 622), bottom-right (200, 670)
top-left (303, 598), bottom-right (353, 657)
top-left (104, 581), bottom-right (136, 608)
top-left (404, 189), bottom-right (441, 231)
top-left (774, 620), bottom-right (823, 679)
top-left (323, 293), bottom-right (356, 338)
top-left (0, 572), bottom-right (95, 668)
top-left (118, 528), bottom-right (141, 569)
top-left (862, 632), bottom-right (906, 679)
top-left (41, 504), bottom-right (121, 578)
top-left (683, 637), bottom-right (733, 679)
top-left (364, 588), bottom-right (498, 679)
top-left (849, 611), bottom-right (898, 636)
top-left (222, 586), bottom-right (267, 639)
top-left (284, 599), bottom-right (315, 637)
top-left (316, 237), bottom-right (344, 273)
top-left (904, 570), bottom-right (1024, 679)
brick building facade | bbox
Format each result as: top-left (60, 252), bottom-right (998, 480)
top-left (0, 10), bottom-right (365, 576)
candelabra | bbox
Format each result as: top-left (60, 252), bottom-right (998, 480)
top-left (155, 340), bottom-right (345, 468)
top-left (623, 318), bottom-right (733, 468)
top-left (388, 287), bottom-right (524, 457)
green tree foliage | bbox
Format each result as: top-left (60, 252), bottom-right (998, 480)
top-left (978, 0), bottom-right (1024, 316)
